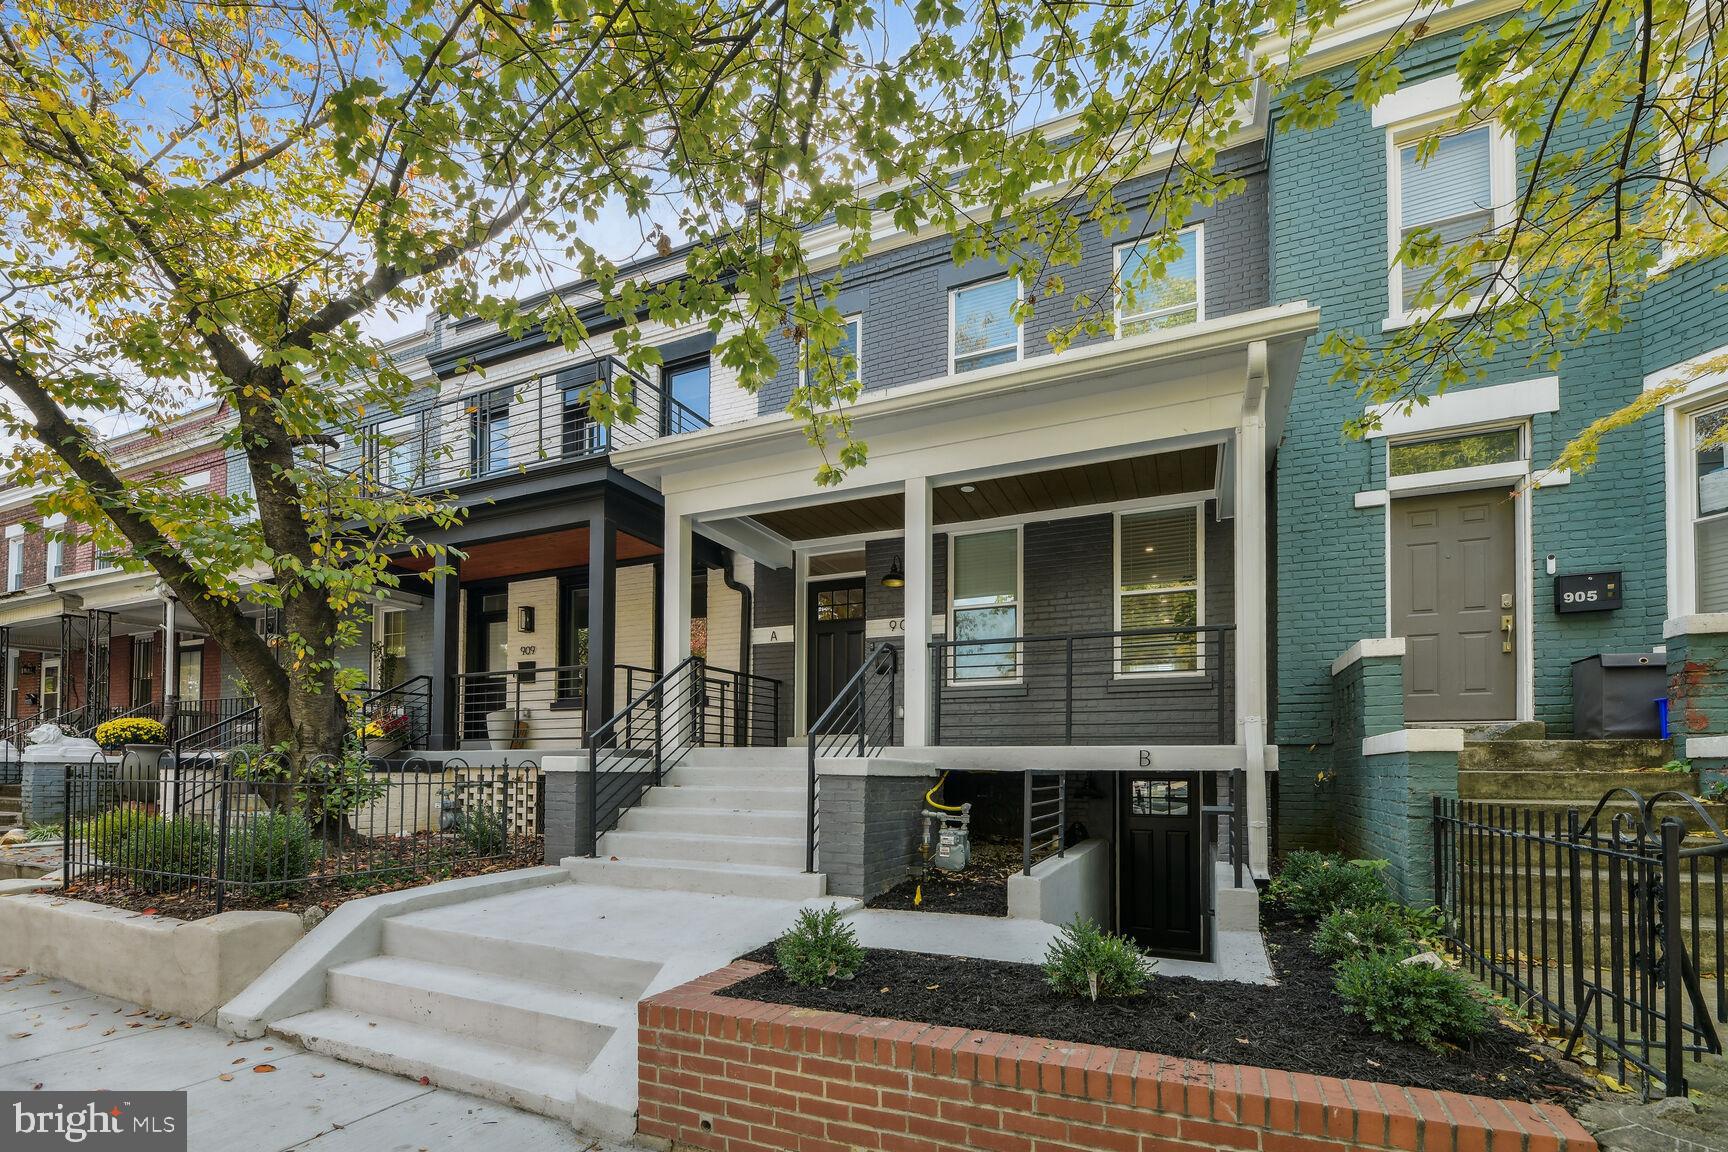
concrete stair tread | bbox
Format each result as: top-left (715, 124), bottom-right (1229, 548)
top-left (271, 1007), bottom-right (579, 1119)
top-left (379, 918), bottom-right (659, 999)
top-left (618, 807), bottom-right (802, 838)
top-left (329, 955), bottom-right (634, 1029)
top-left (567, 854), bottom-right (826, 899)
top-left (598, 827), bottom-right (805, 867)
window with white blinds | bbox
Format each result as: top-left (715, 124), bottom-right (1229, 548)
top-left (1118, 507), bottom-right (1202, 674)
top-left (950, 278), bottom-right (1021, 373)
top-left (1695, 403), bottom-right (1728, 612)
top-left (1394, 125), bottom-right (1497, 313)
top-left (950, 528), bottom-right (1020, 680)
top-left (5, 538), bottom-right (22, 592)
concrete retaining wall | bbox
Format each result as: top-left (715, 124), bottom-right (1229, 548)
top-left (0, 892), bottom-right (302, 1022)
top-left (1006, 837), bottom-right (1108, 926)
top-left (638, 962), bottom-right (1597, 1152)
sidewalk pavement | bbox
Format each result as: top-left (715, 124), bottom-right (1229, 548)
top-left (0, 969), bottom-right (630, 1152)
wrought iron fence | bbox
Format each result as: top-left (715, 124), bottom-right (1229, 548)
top-left (62, 748), bottom-right (540, 916)
top-left (1434, 792), bottom-right (1727, 1097)
top-left (929, 625), bottom-right (1235, 746)
top-left (806, 642), bottom-right (899, 873)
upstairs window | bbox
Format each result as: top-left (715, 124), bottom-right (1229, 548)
top-left (5, 537), bottom-right (22, 592)
top-left (467, 388), bottom-right (512, 477)
top-left (1117, 507), bottom-right (1202, 674)
top-left (1116, 227), bottom-right (1203, 336)
top-left (949, 528), bottom-right (1020, 681)
top-left (665, 357), bottom-right (711, 432)
top-left (45, 537), bottom-right (64, 581)
top-left (799, 315), bottom-right (862, 391)
top-left (950, 278), bottom-right (1021, 373)
top-left (366, 412), bottom-right (426, 490)
top-left (1390, 124), bottom-right (1504, 315)
top-left (1695, 402), bottom-right (1728, 612)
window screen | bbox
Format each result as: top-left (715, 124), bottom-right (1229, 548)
top-left (1117, 229), bottom-right (1201, 335)
top-left (951, 279), bottom-right (1020, 373)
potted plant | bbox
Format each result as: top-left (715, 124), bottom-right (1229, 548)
top-left (93, 716), bottom-right (169, 802)
top-left (358, 709), bottom-right (411, 758)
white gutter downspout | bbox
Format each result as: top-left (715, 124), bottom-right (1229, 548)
top-left (1236, 340), bottom-right (1271, 878)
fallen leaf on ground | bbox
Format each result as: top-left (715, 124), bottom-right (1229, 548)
top-left (217, 1074), bottom-right (233, 1082)
top-left (253, 1064), bottom-right (276, 1074)
top-left (9, 1032), bottom-right (29, 1039)
top-left (418, 1076), bottom-right (431, 1086)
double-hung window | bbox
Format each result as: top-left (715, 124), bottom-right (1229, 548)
top-left (467, 388), bottom-right (512, 477)
top-left (799, 315), bottom-right (862, 391)
top-left (948, 528), bottom-right (1020, 681)
top-left (1117, 507), bottom-right (1203, 675)
top-left (5, 537), bottom-right (23, 592)
top-left (1390, 123), bottom-right (1505, 316)
top-left (129, 635), bottom-right (156, 708)
top-left (1115, 227), bottom-right (1203, 336)
top-left (367, 412), bottom-right (425, 490)
top-left (376, 608), bottom-right (409, 688)
top-left (950, 278), bottom-right (1021, 373)
top-left (1694, 402), bottom-right (1728, 612)
top-left (45, 538), bottom-right (64, 581)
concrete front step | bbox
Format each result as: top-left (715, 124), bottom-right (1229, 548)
top-left (270, 1007), bottom-right (593, 1125)
top-left (642, 783), bottom-right (805, 811)
top-left (1460, 769), bottom-right (1699, 802)
top-left (380, 918), bottom-right (659, 1001)
top-left (617, 804), bottom-right (805, 839)
top-left (326, 956), bottom-right (629, 1067)
top-left (660, 764), bottom-right (807, 790)
top-left (566, 854), bottom-right (826, 899)
top-left (1457, 739), bottom-right (1674, 774)
top-left (596, 828), bottom-right (805, 869)
top-left (680, 747), bottom-right (806, 768)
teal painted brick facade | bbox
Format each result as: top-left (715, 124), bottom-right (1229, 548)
top-left (1668, 625), bottom-right (1728, 793)
top-left (1269, 22), bottom-right (1678, 789)
top-left (1326, 652), bottom-right (1458, 904)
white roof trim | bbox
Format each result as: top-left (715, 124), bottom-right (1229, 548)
top-left (1371, 74), bottom-right (1466, 127)
top-left (1364, 377), bottom-right (1559, 439)
top-left (1332, 637), bottom-right (1406, 676)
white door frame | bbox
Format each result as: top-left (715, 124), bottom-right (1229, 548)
top-left (1378, 433), bottom-right (1535, 723)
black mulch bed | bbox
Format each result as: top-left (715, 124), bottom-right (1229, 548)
top-left (726, 909), bottom-right (1593, 1106)
top-left (864, 841), bottom-right (1020, 917)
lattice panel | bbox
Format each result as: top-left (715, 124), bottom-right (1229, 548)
top-left (453, 767), bottom-right (541, 837)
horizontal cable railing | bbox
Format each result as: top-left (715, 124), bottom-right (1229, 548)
top-left (699, 662), bottom-right (782, 749)
top-left (930, 625), bottom-right (1234, 746)
top-left (454, 665), bottom-right (587, 748)
top-left (1021, 770), bottom-right (1066, 876)
top-left (335, 356), bottom-right (710, 495)
top-left (806, 643), bottom-right (899, 873)
top-left (63, 748), bottom-right (541, 917)
top-left (1435, 792), bottom-right (1727, 1097)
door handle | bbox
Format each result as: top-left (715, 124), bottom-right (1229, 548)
top-left (1501, 614), bottom-right (1514, 654)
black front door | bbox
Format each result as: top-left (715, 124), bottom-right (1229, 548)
top-left (1119, 774), bottom-right (1207, 958)
top-left (807, 579), bottom-right (866, 726)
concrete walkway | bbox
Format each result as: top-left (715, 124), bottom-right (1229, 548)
top-left (0, 969), bottom-right (625, 1152)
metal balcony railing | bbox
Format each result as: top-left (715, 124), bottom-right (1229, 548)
top-left (334, 355), bottom-right (709, 495)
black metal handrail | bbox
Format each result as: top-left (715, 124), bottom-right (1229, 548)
top-left (453, 664), bottom-right (587, 747)
top-left (929, 625), bottom-right (1235, 746)
top-left (1201, 767), bottom-right (1248, 891)
top-left (336, 355), bottom-right (712, 496)
top-left (584, 657), bottom-right (706, 851)
top-left (167, 704), bottom-right (263, 813)
top-left (1434, 793), bottom-right (1727, 1097)
top-left (1021, 770), bottom-right (1066, 876)
top-left (357, 676), bottom-right (433, 753)
top-left (805, 642), bottom-right (899, 873)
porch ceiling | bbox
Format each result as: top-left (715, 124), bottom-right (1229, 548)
top-left (391, 525), bottom-right (660, 583)
top-left (750, 444), bottom-right (1219, 541)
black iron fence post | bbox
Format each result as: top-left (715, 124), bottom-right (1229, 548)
top-left (1233, 767), bottom-right (1248, 889)
top-left (1660, 818), bottom-right (1687, 1097)
top-left (1432, 795), bottom-right (1445, 913)
top-left (213, 755), bottom-right (232, 915)
top-left (60, 764), bottom-right (70, 891)
top-left (1566, 808), bottom-right (1587, 1017)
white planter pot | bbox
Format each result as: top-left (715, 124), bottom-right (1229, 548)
top-left (485, 710), bottom-right (525, 750)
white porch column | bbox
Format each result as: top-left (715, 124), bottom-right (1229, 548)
top-left (1235, 341), bottom-right (1271, 874)
top-left (901, 477), bottom-right (933, 747)
top-left (662, 503), bottom-right (694, 669)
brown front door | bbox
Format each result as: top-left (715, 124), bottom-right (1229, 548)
top-left (1391, 489), bottom-right (1517, 722)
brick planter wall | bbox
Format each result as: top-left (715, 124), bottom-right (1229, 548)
top-left (638, 962), bottom-right (1596, 1152)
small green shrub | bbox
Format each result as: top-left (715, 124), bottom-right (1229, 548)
top-left (1333, 953), bottom-right (1490, 1051)
top-left (1271, 851), bottom-right (1389, 918)
top-left (128, 817), bottom-right (215, 890)
top-left (455, 803), bottom-right (509, 856)
top-left (1312, 904), bottom-right (1439, 962)
top-left (1043, 916), bottom-right (1155, 1001)
top-left (79, 805), bottom-right (154, 862)
top-left (24, 821), bottom-right (62, 843)
top-left (227, 811), bottom-right (314, 888)
top-left (775, 904), bottom-right (865, 988)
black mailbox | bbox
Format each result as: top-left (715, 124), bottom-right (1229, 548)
top-left (1571, 653), bottom-right (1664, 738)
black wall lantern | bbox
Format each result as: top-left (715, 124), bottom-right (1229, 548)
top-left (880, 556), bottom-right (905, 589)
top-left (518, 605), bottom-right (536, 633)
